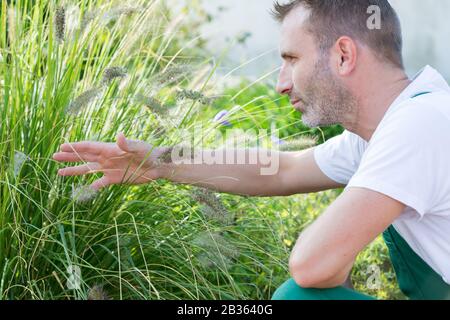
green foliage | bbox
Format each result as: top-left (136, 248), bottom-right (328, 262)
top-left (0, 0), bottom-right (266, 300)
top-left (209, 81), bottom-right (345, 144)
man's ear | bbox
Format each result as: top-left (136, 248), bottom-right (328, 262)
top-left (332, 36), bottom-right (357, 76)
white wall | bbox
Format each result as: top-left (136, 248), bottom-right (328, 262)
top-left (200, 0), bottom-right (280, 79)
top-left (201, 0), bottom-right (450, 81)
top-left (391, 0), bottom-right (450, 79)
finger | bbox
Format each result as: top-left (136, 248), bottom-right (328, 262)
top-left (58, 163), bottom-right (101, 177)
top-left (53, 152), bottom-right (99, 163)
top-left (59, 141), bottom-right (106, 154)
top-left (91, 176), bottom-right (111, 191)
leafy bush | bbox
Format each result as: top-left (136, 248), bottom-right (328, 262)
top-left (0, 0), bottom-right (287, 299)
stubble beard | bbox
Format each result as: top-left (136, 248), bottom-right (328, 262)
top-left (299, 55), bottom-right (358, 128)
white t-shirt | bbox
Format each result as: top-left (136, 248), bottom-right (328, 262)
top-left (314, 66), bottom-right (450, 284)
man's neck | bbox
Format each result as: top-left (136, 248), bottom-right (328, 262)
top-left (344, 68), bottom-right (412, 142)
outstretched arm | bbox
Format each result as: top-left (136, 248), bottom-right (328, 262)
top-left (53, 133), bottom-right (343, 196)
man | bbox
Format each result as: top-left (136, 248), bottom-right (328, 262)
top-left (52, 0), bottom-right (450, 300)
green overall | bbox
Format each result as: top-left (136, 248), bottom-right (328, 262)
top-left (272, 225), bottom-right (450, 300)
top-left (272, 92), bottom-right (450, 300)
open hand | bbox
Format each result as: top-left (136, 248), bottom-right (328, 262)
top-left (53, 133), bottom-right (168, 190)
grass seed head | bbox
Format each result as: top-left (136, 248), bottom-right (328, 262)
top-left (134, 93), bottom-right (170, 115)
top-left (72, 185), bottom-right (98, 203)
top-left (176, 89), bottom-right (212, 105)
top-left (55, 6), bottom-right (66, 43)
top-left (13, 151), bottom-right (28, 177)
top-left (277, 135), bottom-right (318, 152)
top-left (66, 87), bottom-right (102, 115)
top-left (200, 205), bottom-right (234, 225)
top-left (197, 252), bottom-right (233, 269)
top-left (102, 6), bottom-right (142, 22)
top-left (193, 232), bottom-right (239, 269)
top-left (7, 8), bottom-right (17, 44)
top-left (80, 10), bottom-right (98, 32)
top-left (192, 188), bottom-right (223, 210)
top-left (152, 64), bottom-right (193, 87)
top-left (101, 67), bottom-right (127, 86)
top-left (192, 188), bottom-right (233, 224)
top-left (87, 284), bottom-right (110, 300)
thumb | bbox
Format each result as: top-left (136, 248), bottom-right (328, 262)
top-left (116, 132), bottom-right (131, 152)
top-left (116, 132), bottom-right (145, 153)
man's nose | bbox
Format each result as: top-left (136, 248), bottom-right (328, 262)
top-left (276, 68), bottom-right (293, 96)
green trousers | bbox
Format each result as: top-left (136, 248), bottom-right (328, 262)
top-left (272, 225), bottom-right (450, 300)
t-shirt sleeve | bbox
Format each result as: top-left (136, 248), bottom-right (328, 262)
top-left (347, 105), bottom-right (450, 217)
top-left (314, 130), bottom-right (366, 185)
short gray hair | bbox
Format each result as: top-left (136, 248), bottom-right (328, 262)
top-left (271, 0), bottom-right (404, 69)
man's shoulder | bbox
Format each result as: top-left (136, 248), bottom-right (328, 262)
top-left (329, 130), bottom-right (368, 153)
top-left (371, 91), bottom-right (450, 150)
top-left (389, 90), bottom-right (450, 122)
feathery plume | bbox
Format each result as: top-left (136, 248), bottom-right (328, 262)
top-left (134, 93), bottom-right (170, 115)
top-left (7, 8), bottom-right (16, 45)
top-left (192, 188), bottom-right (224, 210)
top-left (55, 6), bottom-right (66, 43)
top-left (72, 185), bottom-right (98, 203)
top-left (200, 205), bottom-right (234, 225)
top-left (152, 64), bottom-right (193, 87)
top-left (197, 252), bottom-right (233, 269)
top-left (81, 5), bottom-right (141, 33)
top-left (80, 10), bottom-right (98, 33)
top-left (13, 151), bottom-right (28, 177)
top-left (64, 5), bottom-right (81, 35)
top-left (66, 87), bottom-right (102, 115)
top-left (101, 67), bottom-right (127, 86)
top-left (101, 6), bottom-right (142, 22)
top-left (87, 284), bottom-right (110, 300)
top-left (193, 232), bottom-right (239, 269)
top-left (277, 135), bottom-right (318, 152)
top-left (176, 89), bottom-right (212, 105)
top-left (192, 188), bottom-right (233, 225)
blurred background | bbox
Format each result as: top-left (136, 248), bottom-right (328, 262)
top-left (200, 0), bottom-right (450, 83)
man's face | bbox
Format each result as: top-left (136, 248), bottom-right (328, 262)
top-left (276, 7), bottom-right (357, 128)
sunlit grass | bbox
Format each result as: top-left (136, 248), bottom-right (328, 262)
top-left (0, 0), bottom-right (296, 300)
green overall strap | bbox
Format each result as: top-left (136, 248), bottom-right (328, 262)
top-left (383, 226), bottom-right (450, 300)
top-left (411, 91), bottom-right (431, 99)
